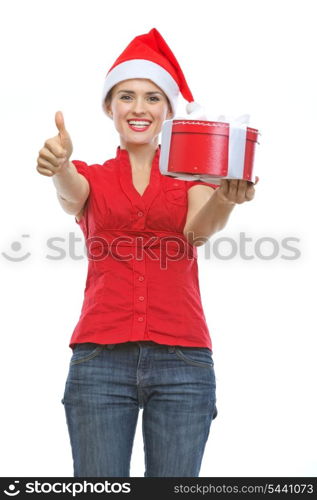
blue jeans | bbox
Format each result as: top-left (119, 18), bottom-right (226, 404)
top-left (61, 341), bottom-right (217, 477)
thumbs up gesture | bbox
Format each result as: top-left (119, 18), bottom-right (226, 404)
top-left (36, 111), bottom-right (73, 177)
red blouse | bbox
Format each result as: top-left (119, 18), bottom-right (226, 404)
top-left (69, 145), bottom-right (219, 350)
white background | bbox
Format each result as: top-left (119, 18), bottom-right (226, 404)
top-left (1, 0), bottom-right (316, 477)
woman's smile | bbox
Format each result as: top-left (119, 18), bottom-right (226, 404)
top-left (127, 119), bottom-right (152, 132)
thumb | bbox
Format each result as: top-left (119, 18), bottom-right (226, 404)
top-left (55, 110), bottom-right (69, 141)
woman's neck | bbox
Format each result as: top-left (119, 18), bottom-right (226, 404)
top-left (120, 140), bottom-right (159, 171)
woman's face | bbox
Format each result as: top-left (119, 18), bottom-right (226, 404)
top-left (104, 78), bottom-right (173, 147)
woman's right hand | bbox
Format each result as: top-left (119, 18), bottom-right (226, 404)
top-left (36, 111), bottom-right (74, 177)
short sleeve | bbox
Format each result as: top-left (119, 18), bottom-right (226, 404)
top-left (72, 160), bottom-right (92, 185)
top-left (186, 180), bottom-right (219, 191)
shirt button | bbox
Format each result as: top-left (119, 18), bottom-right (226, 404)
top-left (138, 316), bottom-right (144, 322)
top-left (138, 276), bottom-right (144, 281)
top-left (137, 211), bottom-right (144, 217)
top-left (139, 296), bottom-right (144, 301)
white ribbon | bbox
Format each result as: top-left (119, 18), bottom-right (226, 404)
top-left (228, 114), bottom-right (249, 180)
top-left (192, 114), bottom-right (253, 184)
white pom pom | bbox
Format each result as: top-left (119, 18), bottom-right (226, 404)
top-left (185, 101), bottom-right (208, 120)
top-left (186, 101), bottom-right (200, 114)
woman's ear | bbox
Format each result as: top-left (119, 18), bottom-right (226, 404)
top-left (103, 100), bottom-right (113, 118)
top-left (167, 109), bottom-right (173, 120)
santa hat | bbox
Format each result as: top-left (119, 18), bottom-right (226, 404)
top-left (101, 27), bottom-right (205, 119)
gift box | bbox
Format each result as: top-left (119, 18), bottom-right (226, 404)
top-left (159, 115), bottom-right (260, 185)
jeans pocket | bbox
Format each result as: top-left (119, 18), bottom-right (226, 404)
top-left (173, 346), bottom-right (214, 368)
top-left (70, 342), bottom-right (104, 365)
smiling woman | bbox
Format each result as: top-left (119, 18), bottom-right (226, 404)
top-left (103, 78), bottom-right (173, 151)
top-left (39, 27), bottom-right (220, 478)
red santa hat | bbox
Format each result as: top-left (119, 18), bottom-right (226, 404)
top-left (101, 27), bottom-right (203, 118)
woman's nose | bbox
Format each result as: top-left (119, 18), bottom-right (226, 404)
top-left (131, 98), bottom-right (147, 114)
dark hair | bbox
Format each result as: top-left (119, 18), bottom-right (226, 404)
top-left (105, 88), bottom-right (113, 105)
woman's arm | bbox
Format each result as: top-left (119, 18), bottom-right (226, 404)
top-left (183, 177), bottom-right (259, 246)
top-left (183, 187), bottom-right (235, 246)
top-left (52, 161), bottom-right (90, 215)
top-left (36, 111), bottom-right (90, 216)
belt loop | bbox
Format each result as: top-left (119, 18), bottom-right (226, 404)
top-left (167, 345), bottom-right (175, 353)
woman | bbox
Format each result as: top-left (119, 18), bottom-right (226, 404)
top-left (36, 28), bottom-right (258, 477)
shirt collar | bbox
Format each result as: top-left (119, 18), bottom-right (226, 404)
top-left (116, 145), bottom-right (161, 165)
top-left (117, 145), bottom-right (161, 209)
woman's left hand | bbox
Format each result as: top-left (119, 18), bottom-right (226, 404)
top-left (215, 176), bottom-right (260, 205)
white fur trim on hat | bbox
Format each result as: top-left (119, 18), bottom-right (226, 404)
top-left (101, 59), bottom-right (179, 117)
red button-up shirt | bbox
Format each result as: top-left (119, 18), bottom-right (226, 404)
top-left (69, 145), bottom-right (219, 350)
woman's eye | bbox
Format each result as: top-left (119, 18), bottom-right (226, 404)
top-left (119, 95), bottom-right (160, 102)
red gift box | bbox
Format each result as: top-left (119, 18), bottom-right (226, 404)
top-left (159, 118), bottom-right (260, 184)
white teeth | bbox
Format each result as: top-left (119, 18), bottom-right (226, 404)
top-left (128, 121), bottom-right (151, 126)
